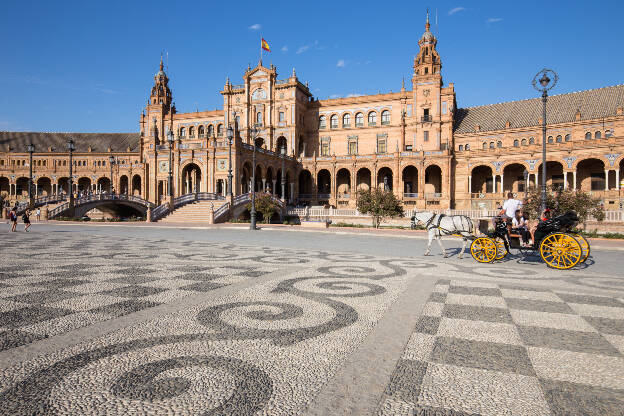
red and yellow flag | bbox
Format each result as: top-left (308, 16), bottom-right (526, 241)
top-left (261, 38), bottom-right (271, 52)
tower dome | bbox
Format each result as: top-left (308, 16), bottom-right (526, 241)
top-left (419, 9), bottom-right (436, 44)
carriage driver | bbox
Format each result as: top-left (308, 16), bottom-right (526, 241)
top-left (493, 192), bottom-right (523, 227)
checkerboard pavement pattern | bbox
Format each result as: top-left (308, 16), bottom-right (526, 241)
top-left (0, 259), bottom-right (277, 352)
top-left (379, 279), bottom-right (624, 416)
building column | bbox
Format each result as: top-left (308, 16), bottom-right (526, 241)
top-left (616, 169), bottom-right (620, 190)
top-left (272, 179), bottom-right (277, 194)
top-left (563, 171), bottom-right (568, 190)
top-left (605, 169), bottom-right (609, 190)
top-left (289, 182), bottom-right (295, 204)
top-left (572, 171), bottom-right (577, 190)
top-left (492, 174), bottom-right (496, 193)
top-left (500, 173), bottom-right (504, 194)
top-left (468, 175), bottom-right (472, 195)
top-left (262, 178), bottom-right (266, 192)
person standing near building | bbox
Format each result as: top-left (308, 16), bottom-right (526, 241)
top-left (9, 207), bottom-right (18, 232)
top-left (22, 209), bottom-right (31, 232)
top-left (35, 207), bottom-right (41, 221)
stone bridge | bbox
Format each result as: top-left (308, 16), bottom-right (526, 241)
top-left (49, 194), bottom-right (154, 219)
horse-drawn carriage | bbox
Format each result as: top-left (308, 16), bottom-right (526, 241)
top-left (470, 211), bottom-right (590, 269)
top-left (411, 210), bottom-right (590, 270)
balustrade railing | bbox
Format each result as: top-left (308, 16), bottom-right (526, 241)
top-left (213, 202), bottom-right (231, 220)
top-left (151, 203), bottom-right (170, 222)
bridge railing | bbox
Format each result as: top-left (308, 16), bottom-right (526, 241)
top-left (213, 202), bottom-right (231, 221)
top-left (49, 202), bottom-right (70, 218)
top-left (151, 203), bottom-right (170, 222)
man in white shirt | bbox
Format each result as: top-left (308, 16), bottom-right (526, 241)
top-left (501, 192), bottom-right (522, 220)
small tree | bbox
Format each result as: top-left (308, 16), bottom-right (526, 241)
top-left (523, 186), bottom-right (605, 225)
top-left (246, 193), bottom-right (279, 223)
top-left (356, 188), bottom-right (404, 228)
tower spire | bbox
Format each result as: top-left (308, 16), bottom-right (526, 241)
top-left (426, 8), bottom-right (430, 31)
top-left (160, 53), bottom-right (164, 71)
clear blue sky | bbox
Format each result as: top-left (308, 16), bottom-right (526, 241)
top-left (1, 0), bottom-right (622, 133)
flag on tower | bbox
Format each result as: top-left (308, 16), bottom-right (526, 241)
top-left (261, 38), bottom-right (271, 52)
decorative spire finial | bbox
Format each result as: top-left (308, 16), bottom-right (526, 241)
top-left (292, 67), bottom-right (296, 77)
top-left (401, 77), bottom-right (405, 91)
top-left (425, 8), bottom-right (430, 31)
top-left (159, 53), bottom-right (164, 71)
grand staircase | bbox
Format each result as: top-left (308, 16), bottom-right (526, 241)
top-left (158, 200), bottom-right (229, 223)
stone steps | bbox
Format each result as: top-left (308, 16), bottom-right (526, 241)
top-left (158, 200), bottom-right (228, 223)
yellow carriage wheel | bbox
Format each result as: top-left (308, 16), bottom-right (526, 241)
top-left (539, 233), bottom-right (582, 270)
top-left (494, 238), bottom-right (508, 260)
top-left (571, 233), bottom-right (590, 263)
top-left (470, 237), bottom-right (498, 263)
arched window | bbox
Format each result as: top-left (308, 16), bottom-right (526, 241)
top-left (521, 139), bottom-right (527, 146)
top-left (319, 115), bottom-right (326, 129)
top-left (483, 142), bottom-right (487, 149)
top-left (355, 113), bottom-right (364, 127)
top-left (513, 139), bottom-right (519, 147)
top-left (465, 143), bottom-right (470, 150)
top-left (256, 112), bottom-right (263, 126)
top-left (198, 125), bottom-right (205, 137)
top-left (217, 124), bottom-right (223, 137)
top-left (189, 126), bottom-right (195, 138)
top-left (342, 113), bottom-right (351, 127)
top-left (605, 130), bottom-right (613, 138)
top-left (565, 134), bottom-right (571, 141)
top-left (368, 111), bottom-right (377, 126)
top-left (556, 135), bottom-right (562, 143)
top-left (330, 115), bottom-right (338, 129)
top-left (381, 110), bottom-right (390, 125)
top-left (497, 141), bottom-right (503, 148)
top-left (489, 142), bottom-right (495, 149)
top-left (529, 137), bottom-right (535, 144)
top-left (585, 132), bottom-right (591, 140)
top-left (458, 145), bottom-right (464, 151)
top-left (595, 131), bottom-right (601, 139)
top-left (180, 127), bottom-right (186, 138)
top-left (547, 136), bottom-right (553, 144)
top-left (208, 125), bottom-right (214, 136)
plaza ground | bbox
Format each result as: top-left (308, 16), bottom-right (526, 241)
top-left (0, 223), bottom-right (623, 415)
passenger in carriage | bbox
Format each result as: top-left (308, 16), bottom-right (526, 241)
top-left (512, 210), bottom-right (530, 247)
top-left (529, 208), bottom-right (552, 245)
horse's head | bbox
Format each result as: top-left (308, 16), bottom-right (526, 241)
top-left (412, 211), bottom-right (434, 225)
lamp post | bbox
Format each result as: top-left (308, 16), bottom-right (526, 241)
top-left (167, 129), bottom-right (174, 206)
top-left (67, 138), bottom-right (75, 214)
top-left (27, 143), bottom-right (35, 208)
top-left (532, 68), bottom-right (558, 213)
top-left (249, 124), bottom-right (260, 230)
top-left (226, 124), bottom-right (234, 197)
top-left (281, 145), bottom-right (286, 203)
top-left (108, 155), bottom-right (116, 194)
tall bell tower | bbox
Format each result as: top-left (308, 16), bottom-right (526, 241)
top-left (411, 11), bottom-right (450, 151)
top-left (144, 56), bottom-right (173, 145)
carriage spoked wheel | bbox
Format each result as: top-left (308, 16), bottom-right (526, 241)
top-left (539, 233), bottom-right (582, 270)
top-left (494, 238), bottom-right (508, 260)
top-left (470, 237), bottom-right (498, 263)
top-left (570, 233), bottom-right (590, 263)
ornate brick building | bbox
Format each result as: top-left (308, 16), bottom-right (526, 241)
top-left (1, 16), bottom-right (623, 215)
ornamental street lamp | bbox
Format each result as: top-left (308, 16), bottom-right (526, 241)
top-left (108, 155), bottom-right (116, 194)
top-left (226, 123), bottom-right (234, 197)
top-left (167, 129), bottom-right (174, 198)
top-left (27, 143), bottom-right (35, 208)
top-left (281, 145), bottom-right (286, 203)
top-left (249, 124), bottom-right (261, 230)
top-left (532, 68), bottom-right (558, 213)
top-left (67, 138), bottom-right (76, 213)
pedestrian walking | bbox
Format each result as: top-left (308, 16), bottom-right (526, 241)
top-left (9, 207), bottom-right (18, 232)
top-left (36, 207), bottom-right (41, 221)
top-left (23, 209), bottom-right (31, 232)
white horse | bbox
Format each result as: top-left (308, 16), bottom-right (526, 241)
top-left (412, 211), bottom-right (474, 258)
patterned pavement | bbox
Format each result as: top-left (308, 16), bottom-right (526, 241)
top-left (0, 228), bottom-right (623, 415)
